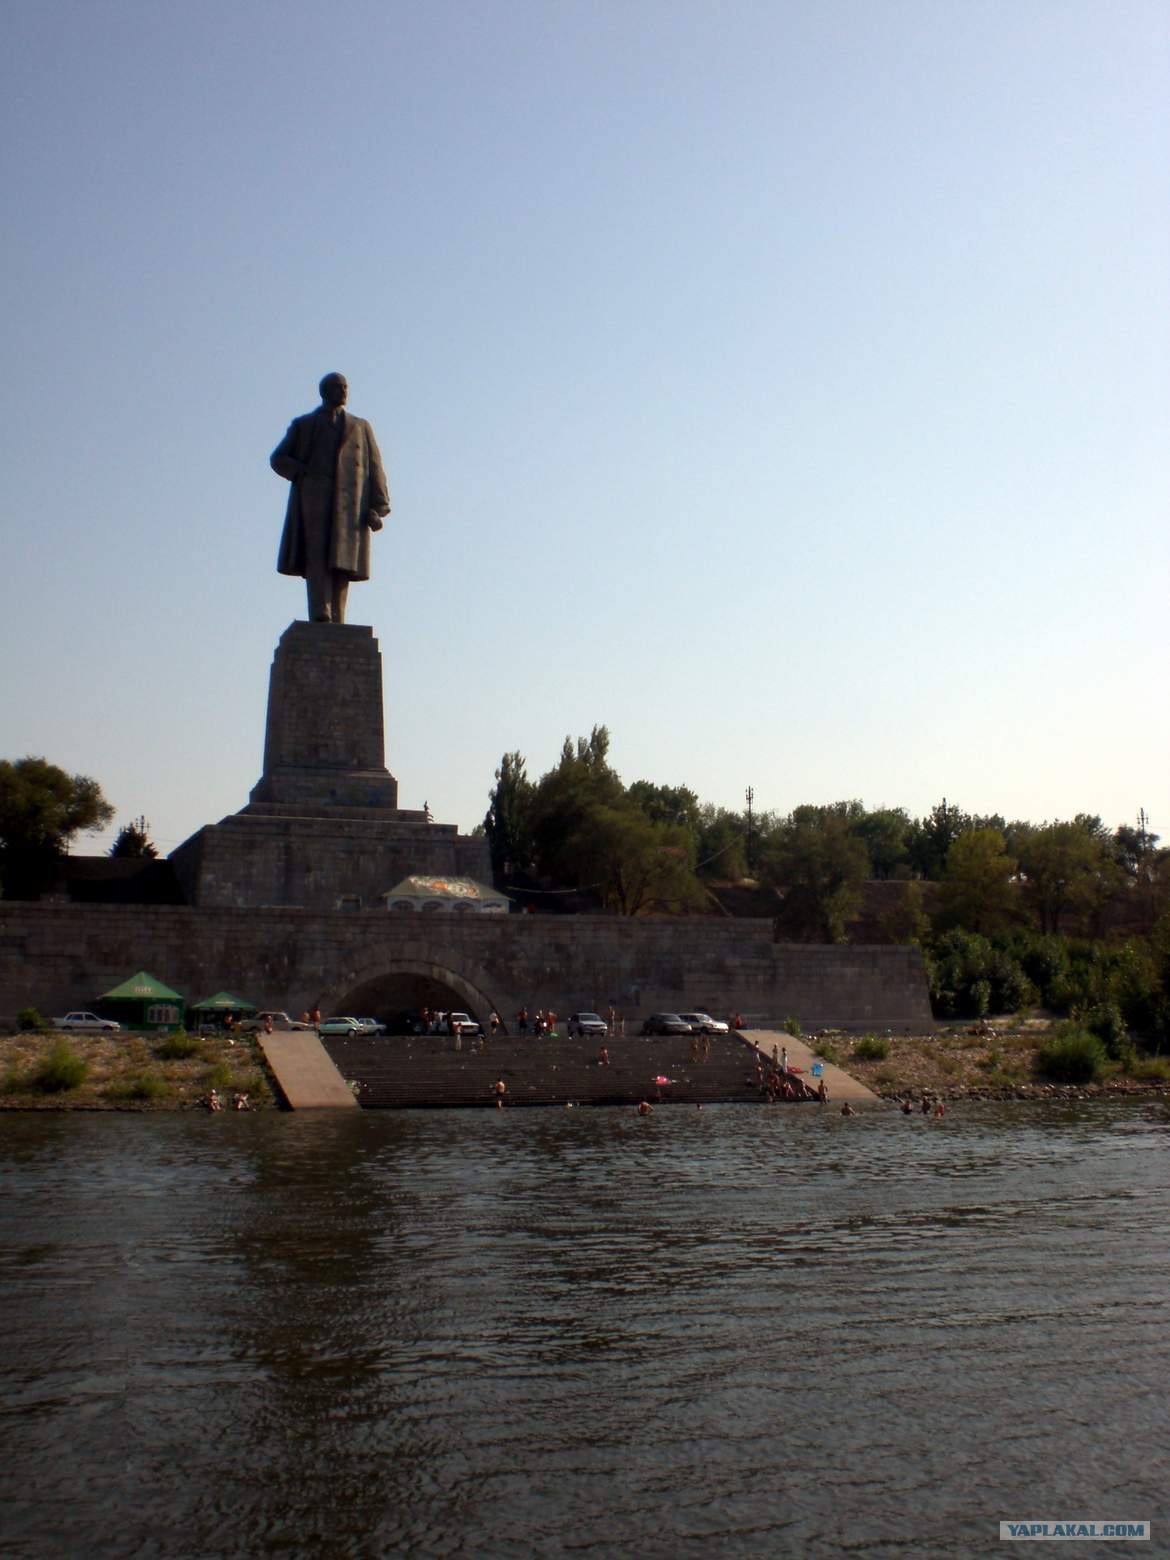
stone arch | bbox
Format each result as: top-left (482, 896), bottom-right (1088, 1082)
top-left (322, 953), bottom-right (501, 1027)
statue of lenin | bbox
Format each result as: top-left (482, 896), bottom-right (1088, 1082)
top-left (270, 373), bottom-right (391, 624)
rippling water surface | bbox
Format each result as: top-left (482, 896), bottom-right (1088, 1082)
top-left (1, 1103), bottom-right (1166, 1558)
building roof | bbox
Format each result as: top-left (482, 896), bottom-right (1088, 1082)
top-left (99, 969), bottom-right (184, 1002)
top-left (382, 874), bottom-right (509, 905)
top-left (190, 991), bottom-right (257, 1011)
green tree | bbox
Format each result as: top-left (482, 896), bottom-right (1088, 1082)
top-left (907, 800), bottom-right (1006, 879)
top-left (939, 827), bottom-right (1018, 934)
top-left (1015, 820), bottom-right (1121, 935)
top-left (877, 880), bottom-right (932, 944)
top-left (854, 807), bottom-right (913, 880)
top-left (568, 804), bottom-right (702, 916)
top-left (762, 810), bottom-right (869, 942)
top-left (627, 780), bottom-right (700, 832)
top-left (109, 815), bottom-right (158, 859)
top-left (483, 751), bottom-right (535, 879)
top-left (695, 804), bottom-right (749, 881)
top-left (529, 726), bottom-right (625, 885)
top-left (0, 756), bottom-right (115, 899)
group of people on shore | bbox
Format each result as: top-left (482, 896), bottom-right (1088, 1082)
top-left (200, 1088), bottom-right (250, 1111)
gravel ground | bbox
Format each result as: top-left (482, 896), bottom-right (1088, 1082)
top-left (808, 1017), bottom-right (1170, 1103)
top-left (0, 1027), bottom-right (279, 1110)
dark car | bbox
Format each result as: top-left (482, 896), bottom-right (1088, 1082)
top-left (640, 1013), bottom-right (694, 1036)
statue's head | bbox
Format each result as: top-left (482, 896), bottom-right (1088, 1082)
top-left (319, 373), bottom-right (348, 407)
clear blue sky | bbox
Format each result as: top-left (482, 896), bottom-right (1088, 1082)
top-left (3, 0), bottom-right (1167, 857)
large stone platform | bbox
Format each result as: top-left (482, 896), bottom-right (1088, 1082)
top-left (170, 621), bottom-right (489, 909)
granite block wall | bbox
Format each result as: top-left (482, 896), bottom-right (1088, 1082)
top-left (0, 903), bottom-right (934, 1032)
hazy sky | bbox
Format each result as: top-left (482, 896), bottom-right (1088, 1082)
top-left (3, 0), bottom-right (1167, 859)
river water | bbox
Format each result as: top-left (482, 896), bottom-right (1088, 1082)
top-left (1, 1102), bottom-right (1165, 1559)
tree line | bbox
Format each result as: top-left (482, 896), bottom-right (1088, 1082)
top-left (483, 727), bottom-right (1166, 934)
top-left (482, 728), bottom-right (1170, 1043)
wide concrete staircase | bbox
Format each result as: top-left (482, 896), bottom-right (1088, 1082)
top-left (321, 1031), bottom-right (799, 1109)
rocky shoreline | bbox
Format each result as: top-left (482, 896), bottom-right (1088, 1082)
top-left (1, 1020), bottom-right (1168, 1112)
top-left (809, 1019), bottom-right (1170, 1107)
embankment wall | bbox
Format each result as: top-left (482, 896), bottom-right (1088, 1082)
top-left (0, 904), bottom-right (933, 1031)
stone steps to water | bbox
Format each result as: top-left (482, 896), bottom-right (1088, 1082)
top-left (320, 1031), bottom-right (838, 1109)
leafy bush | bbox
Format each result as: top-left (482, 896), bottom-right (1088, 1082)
top-left (783, 1016), bottom-right (803, 1038)
top-left (854, 1035), bottom-right (890, 1061)
top-left (109, 1071), bottom-right (169, 1102)
top-left (155, 1030), bottom-right (199, 1060)
top-left (205, 1062), bottom-right (233, 1091)
top-left (17, 1006), bottom-right (49, 1033)
top-left (927, 930), bottom-right (1033, 1019)
top-left (1081, 1003), bottom-right (1128, 1057)
top-left (1009, 932), bottom-right (1070, 1007)
top-left (1034, 1029), bottom-right (1107, 1084)
top-left (1131, 1055), bottom-right (1170, 1082)
top-left (814, 1041), bottom-right (840, 1065)
top-left (31, 1040), bottom-right (88, 1093)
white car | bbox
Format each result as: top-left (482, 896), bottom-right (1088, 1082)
top-left (448, 1011), bottom-right (483, 1037)
top-left (53, 1011), bottom-right (121, 1033)
top-left (679, 1012), bottom-right (730, 1035)
top-left (568, 1012), bottom-right (608, 1037)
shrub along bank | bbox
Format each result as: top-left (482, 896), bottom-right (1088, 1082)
top-left (0, 1027), bottom-right (277, 1110)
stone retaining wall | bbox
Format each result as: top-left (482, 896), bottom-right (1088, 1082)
top-left (0, 903), bottom-right (933, 1032)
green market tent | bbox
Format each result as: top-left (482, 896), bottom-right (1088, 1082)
top-left (191, 991), bottom-right (257, 1013)
top-left (98, 969), bottom-right (185, 1032)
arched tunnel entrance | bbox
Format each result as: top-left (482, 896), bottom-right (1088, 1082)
top-left (328, 962), bottom-right (499, 1033)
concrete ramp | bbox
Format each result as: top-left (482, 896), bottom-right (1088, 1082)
top-left (259, 1032), bottom-right (359, 1109)
top-left (742, 1029), bottom-right (881, 1105)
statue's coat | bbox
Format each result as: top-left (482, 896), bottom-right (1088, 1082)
top-left (271, 410), bottom-right (391, 582)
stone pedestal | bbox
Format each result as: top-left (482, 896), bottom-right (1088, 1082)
top-left (169, 621), bottom-right (491, 911)
top-left (249, 622), bottom-right (398, 811)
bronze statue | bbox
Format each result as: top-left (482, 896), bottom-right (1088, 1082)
top-left (271, 373), bottom-right (391, 624)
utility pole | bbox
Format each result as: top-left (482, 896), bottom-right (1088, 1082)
top-left (745, 785), bottom-right (755, 874)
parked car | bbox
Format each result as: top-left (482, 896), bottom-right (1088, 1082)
top-left (353, 1017), bottom-right (386, 1036)
top-left (679, 1012), bottom-right (730, 1035)
top-left (447, 1011), bottom-right (483, 1037)
top-left (567, 1012), bottom-right (608, 1037)
top-left (317, 1016), bottom-right (364, 1036)
top-left (238, 1011), bottom-right (312, 1034)
top-left (640, 1013), bottom-right (694, 1036)
top-left (52, 1011), bottom-right (121, 1033)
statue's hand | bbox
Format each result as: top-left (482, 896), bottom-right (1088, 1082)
top-left (365, 512), bottom-right (384, 532)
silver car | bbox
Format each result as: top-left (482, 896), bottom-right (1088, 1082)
top-left (317, 1016), bottom-right (363, 1037)
top-left (679, 1012), bottom-right (730, 1035)
top-left (568, 1012), bottom-right (608, 1037)
top-left (53, 1011), bottom-right (121, 1033)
